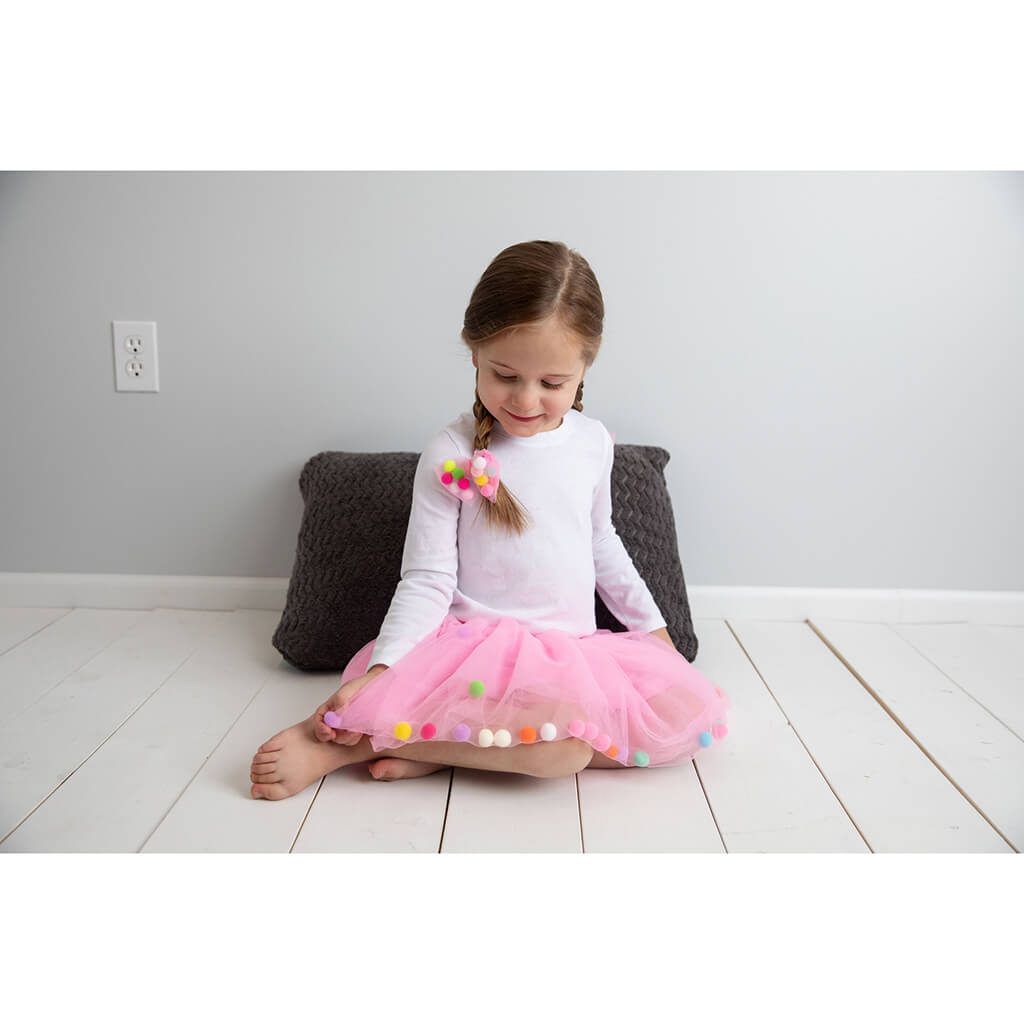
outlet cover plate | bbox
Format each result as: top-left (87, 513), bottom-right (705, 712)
top-left (112, 321), bottom-right (159, 392)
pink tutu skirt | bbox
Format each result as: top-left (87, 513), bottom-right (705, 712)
top-left (337, 614), bottom-right (731, 767)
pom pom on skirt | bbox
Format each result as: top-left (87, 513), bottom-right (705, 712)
top-left (338, 614), bottom-right (731, 766)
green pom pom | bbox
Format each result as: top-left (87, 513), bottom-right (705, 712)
top-left (632, 750), bottom-right (650, 767)
top-left (469, 680), bottom-right (485, 698)
top-left (452, 467), bottom-right (465, 480)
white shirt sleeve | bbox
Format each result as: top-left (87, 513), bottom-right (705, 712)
top-left (369, 429), bottom-right (462, 668)
top-left (591, 425), bottom-right (668, 633)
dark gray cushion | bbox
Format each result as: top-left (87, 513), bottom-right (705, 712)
top-left (272, 445), bottom-right (698, 671)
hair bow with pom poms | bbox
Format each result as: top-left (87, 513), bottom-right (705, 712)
top-left (437, 449), bottom-right (501, 503)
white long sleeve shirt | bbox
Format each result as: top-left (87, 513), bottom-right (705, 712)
top-left (369, 407), bottom-right (668, 668)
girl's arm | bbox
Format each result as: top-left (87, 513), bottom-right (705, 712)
top-left (369, 429), bottom-right (462, 668)
top-left (649, 626), bottom-right (674, 648)
top-left (591, 425), bottom-right (668, 633)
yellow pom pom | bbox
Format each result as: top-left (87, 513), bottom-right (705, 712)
top-left (393, 721), bottom-right (412, 741)
top-left (443, 460), bottom-right (456, 473)
top-left (475, 474), bottom-right (489, 485)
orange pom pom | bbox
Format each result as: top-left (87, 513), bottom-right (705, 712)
top-left (519, 726), bottom-right (537, 744)
top-left (605, 744), bottom-right (619, 759)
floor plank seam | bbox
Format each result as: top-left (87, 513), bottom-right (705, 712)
top-left (0, 610), bottom-right (144, 728)
top-left (436, 768), bottom-right (455, 854)
top-left (724, 619), bottom-right (876, 853)
top-left (806, 620), bottom-right (1019, 852)
top-left (289, 776), bottom-right (328, 853)
top-left (0, 760), bottom-right (81, 847)
top-left (880, 623), bottom-right (1024, 744)
top-left (3, 645), bottom-right (205, 850)
top-left (137, 681), bottom-right (269, 853)
top-left (0, 607), bottom-right (75, 658)
top-left (575, 772), bottom-right (585, 853)
top-left (692, 759), bottom-right (728, 853)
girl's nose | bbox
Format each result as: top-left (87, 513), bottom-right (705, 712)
top-left (511, 397), bottom-right (543, 415)
top-left (510, 383), bottom-right (544, 406)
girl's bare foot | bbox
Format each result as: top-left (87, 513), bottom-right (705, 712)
top-left (250, 717), bottom-right (365, 800)
top-left (367, 758), bottom-right (447, 781)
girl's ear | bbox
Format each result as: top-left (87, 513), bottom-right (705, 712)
top-left (471, 352), bottom-right (478, 370)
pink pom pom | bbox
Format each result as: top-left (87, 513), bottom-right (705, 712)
top-left (594, 733), bottom-right (610, 750)
top-left (457, 478), bottom-right (471, 490)
top-left (583, 722), bottom-right (598, 741)
top-left (567, 719), bottom-right (585, 737)
top-left (421, 723), bottom-right (437, 740)
top-left (480, 484), bottom-right (493, 497)
top-left (323, 711), bottom-right (341, 728)
top-left (712, 723), bottom-right (728, 740)
top-left (441, 472), bottom-right (453, 484)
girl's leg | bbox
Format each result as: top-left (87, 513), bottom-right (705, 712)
top-left (371, 739), bottom-right (627, 780)
top-left (382, 735), bottom-right (594, 776)
top-left (250, 715), bottom-right (596, 801)
top-left (587, 750), bottom-right (626, 768)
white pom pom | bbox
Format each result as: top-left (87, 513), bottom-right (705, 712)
top-left (478, 728), bottom-right (494, 747)
top-left (493, 729), bottom-right (511, 747)
top-left (540, 722), bottom-right (557, 741)
top-left (471, 456), bottom-right (486, 475)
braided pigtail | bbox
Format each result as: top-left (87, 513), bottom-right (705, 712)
top-left (471, 386), bottom-right (532, 535)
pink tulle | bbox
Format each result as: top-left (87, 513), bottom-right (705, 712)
top-left (337, 614), bottom-right (731, 766)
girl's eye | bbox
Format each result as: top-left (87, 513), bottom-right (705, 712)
top-left (495, 373), bottom-right (563, 389)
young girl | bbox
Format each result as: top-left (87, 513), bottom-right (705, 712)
top-left (250, 240), bottom-right (730, 800)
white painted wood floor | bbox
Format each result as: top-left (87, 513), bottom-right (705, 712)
top-left (0, 606), bottom-right (1020, 853)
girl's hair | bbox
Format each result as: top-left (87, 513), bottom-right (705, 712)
top-left (461, 240), bottom-right (605, 537)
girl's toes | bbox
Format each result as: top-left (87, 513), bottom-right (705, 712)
top-left (252, 783), bottom-right (288, 800)
top-left (257, 733), bottom-right (287, 754)
top-left (368, 759), bottom-right (398, 780)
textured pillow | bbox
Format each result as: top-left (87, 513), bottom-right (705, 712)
top-left (592, 444), bottom-right (698, 661)
top-left (272, 444), bottom-right (698, 671)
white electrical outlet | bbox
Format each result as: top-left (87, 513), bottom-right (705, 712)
top-left (112, 321), bottom-right (160, 392)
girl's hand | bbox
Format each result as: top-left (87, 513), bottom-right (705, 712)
top-left (313, 664), bottom-right (388, 744)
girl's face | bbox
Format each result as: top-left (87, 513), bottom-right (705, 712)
top-left (472, 320), bottom-right (586, 437)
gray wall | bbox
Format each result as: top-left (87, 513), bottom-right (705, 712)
top-left (1, 171), bottom-right (1021, 589)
